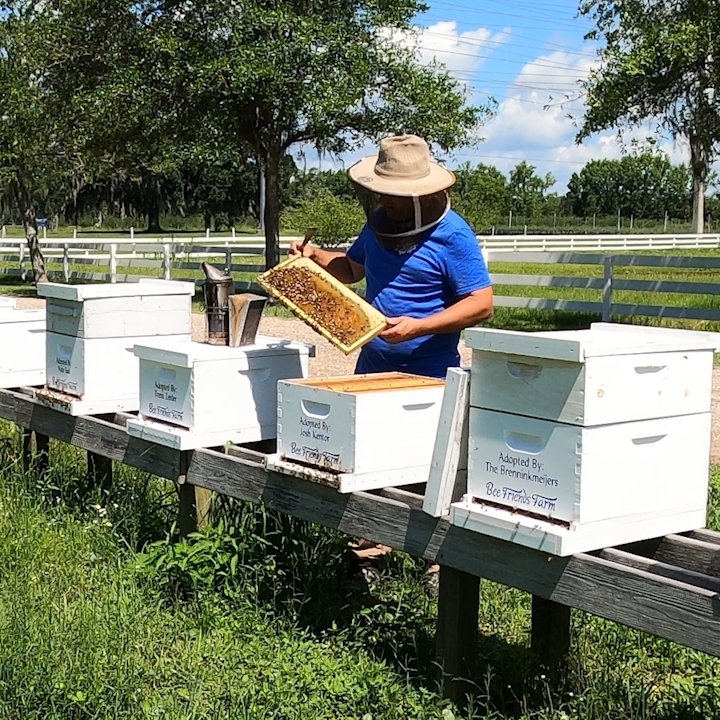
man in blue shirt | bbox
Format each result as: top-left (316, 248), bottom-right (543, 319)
top-left (289, 134), bottom-right (493, 377)
top-left (289, 134), bottom-right (493, 586)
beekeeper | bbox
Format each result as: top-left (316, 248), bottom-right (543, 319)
top-left (289, 133), bottom-right (493, 379)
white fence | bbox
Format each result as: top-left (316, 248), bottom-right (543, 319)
top-left (0, 233), bottom-right (718, 325)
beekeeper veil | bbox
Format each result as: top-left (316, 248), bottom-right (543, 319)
top-left (348, 134), bottom-right (455, 245)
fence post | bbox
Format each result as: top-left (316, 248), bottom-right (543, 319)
top-left (602, 256), bottom-right (614, 322)
top-left (225, 245), bottom-right (232, 275)
top-left (1, 225), bottom-right (5, 239)
top-left (62, 244), bottom-right (70, 283)
top-left (162, 243), bottom-right (171, 280)
top-left (109, 243), bottom-right (118, 283)
top-left (130, 226), bottom-right (134, 241)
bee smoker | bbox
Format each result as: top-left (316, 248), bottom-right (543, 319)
top-left (202, 262), bottom-right (235, 345)
top-left (201, 262), bottom-right (267, 346)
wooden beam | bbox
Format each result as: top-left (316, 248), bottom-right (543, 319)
top-left (531, 596), bottom-right (571, 667)
top-left (618, 535), bottom-right (720, 578)
top-left (436, 566), bottom-right (479, 707)
top-left (21, 428), bottom-right (49, 475)
top-left (599, 548), bottom-right (720, 593)
top-left (184, 448), bottom-right (720, 657)
top-left (0, 390), bottom-right (183, 479)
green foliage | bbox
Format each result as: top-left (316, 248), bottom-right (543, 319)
top-left (1, 420), bottom-right (720, 718)
top-left (281, 189), bottom-right (365, 246)
top-left (508, 161), bottom-right (555, 219)
top-left (578, 0), bottom-right (720, 229)
top-left (566, 153), bottom-right (692, 219)
top-left (452, 162), bottom-right (511, 232)
top-left (0, 494), bottom-right (455, 719)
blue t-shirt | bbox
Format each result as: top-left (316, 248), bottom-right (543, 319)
top-left (347, 209), bottom-right (491, 378)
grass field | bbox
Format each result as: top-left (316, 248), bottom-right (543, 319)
top-left (0, 247), bottom-right (718, 717)
top-left (0, 428), bottom-right (719, 719)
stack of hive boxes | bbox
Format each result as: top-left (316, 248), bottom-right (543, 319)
top-left (0, 298), bottom-right (46, 388)
top-left (126, 338), bottom-right (312, 449)
top-left (451, 322), bottom-right (718, 555)
top-left (268, 372), bottom-right (446, 493)
top-left (36, 279), bottom-right (194, 415)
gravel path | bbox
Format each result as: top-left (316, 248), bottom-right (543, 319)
top-left (14, 298), bottom-right (720, 463)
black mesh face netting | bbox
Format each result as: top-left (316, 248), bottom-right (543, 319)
top-left (353, 186), bottom-right (450, 247)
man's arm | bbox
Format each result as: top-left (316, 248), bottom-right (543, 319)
top-left (288, 241), bottom-right (365, 284)
top-left (380, 287), bottom-right (494, 344)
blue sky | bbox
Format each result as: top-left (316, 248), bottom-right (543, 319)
top-left (304, 0), bottom-right (691, 194)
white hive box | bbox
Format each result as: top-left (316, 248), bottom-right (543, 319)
top-left (450, 323), bottom-right (717, 556)
top-left (267, 372), bottom-right (445, 493)
top-left (126, 337), bottom-right (312, 449)
top-left (0, 308), bottom-right (46, 388)
top-left (467, 322), bottom-right (715, 425)
top-left (36, 279), bottom-right (194, 415)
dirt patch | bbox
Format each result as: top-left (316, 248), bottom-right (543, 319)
top-left (13, 297), bottom-right (720, 464)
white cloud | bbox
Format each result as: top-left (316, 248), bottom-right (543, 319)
top-left (415, 21), bottom-right (511, 77)
top-left (385, 20), bottom-right (510, 91)
top-left (296, 36), bottom-right (703, 195)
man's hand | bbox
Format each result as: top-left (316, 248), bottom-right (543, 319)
top-left (288, 240), bottom-right (315, 258)
top-left (380, 316), bottom-right (424, 344)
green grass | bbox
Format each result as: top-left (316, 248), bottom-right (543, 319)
top-left (0, 426), bottom-right (718, 719)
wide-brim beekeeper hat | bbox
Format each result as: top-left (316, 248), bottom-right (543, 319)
top-left (348, 134), bottom-right (456, 197)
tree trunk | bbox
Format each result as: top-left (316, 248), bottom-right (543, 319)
top-left (263, 145), bottom-right (282, 270)
top-left (8, 178), bottom-right (47, 283)
top-left (25, 209), bottom-right (47, 284)
top-left (689, 131), bottom-right (707, 235)
top-left (143, 174), bottom-right (163, 233)
top-left (691, 175), bottom-right (705, 235)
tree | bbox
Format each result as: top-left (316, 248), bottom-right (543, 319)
top-left (0, 1), bottom-right (52, 282)
top-left (140, 0), bottom-right (490, 268)
top-left (452, 162), bottom-right (510, 231)
top-left (566, 152), bottom-right (691, 220)
top-left (578, 0), bottom-right (720, 232)
top-left (5, 2), bottom-right (489, 262)
top-left (508, 161), bottom-right (555, 220)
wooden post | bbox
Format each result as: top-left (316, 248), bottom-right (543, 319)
top-left (177, 452), bottom-right (212, 537)
top-left (22, 429), bottom-right (50, 476)
top-left (436, 565), bottom-right (480, 707)
top-left (602, 255), bottom-right (614, 321)
top-left (109, 243), bottom-right (118, 283)
top-left (87, 451), bottom-right (113, 490)
top-left (531, 596), bottom-right (571, 667)
top-left (162, 243), bottom-right (171, 280)
top-left (63, 244), bottom-right (70, 282)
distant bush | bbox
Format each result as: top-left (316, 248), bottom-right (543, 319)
top-left (281, 190), bottom-right (364, 247)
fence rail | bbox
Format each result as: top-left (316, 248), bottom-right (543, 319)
top-left (1, 236), bottom-right (719, 325)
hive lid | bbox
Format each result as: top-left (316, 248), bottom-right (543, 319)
top-left (466, 324), bottom-right (720, 362)
top-left (281, 371), bottom-right (445, 394)
top-left (37, 278), bottom-right (196, 301)
top-left (133, 336), bottom-right (312, 368)
top-left (257, 256), bottom-right (387, 355)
